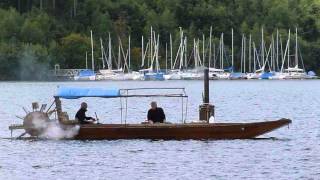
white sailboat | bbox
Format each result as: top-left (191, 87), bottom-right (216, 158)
top-left (164, 28), bottom-right (185, 80)
top-left (282, 28), bottom-right (309, 79)
top-left (96, 33), bottom-right (131, 81)
top-left (208, 27), bottom-right (229, 80)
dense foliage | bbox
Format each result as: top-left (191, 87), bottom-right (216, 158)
top-left (0, 0), bottom-right (319, 80)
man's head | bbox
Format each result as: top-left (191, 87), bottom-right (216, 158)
top-left (81, 102), bottom-right (88, 110)
top-left (150, 101), bottom-right (157, 110)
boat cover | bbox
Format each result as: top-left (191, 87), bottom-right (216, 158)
top-left (56, 86), bottom-right (120, 99)
top-left (260, 72), bottom-right (274, 79)
top-left (78, 70), bottom-right (95, 77)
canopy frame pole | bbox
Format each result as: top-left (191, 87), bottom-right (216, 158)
top-left (184, 96), bottom-right (188, 123)
top-left (120, 97), bottom-right (123, 124)
top-left (125, 97), bottom-right (128, 125)
top-left (124, 89), bottom-right (129, 125)
top-left (181, 96), bottom-right (184, 123)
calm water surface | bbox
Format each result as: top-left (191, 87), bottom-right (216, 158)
top-left (0, 80), bottom-right (319, 179)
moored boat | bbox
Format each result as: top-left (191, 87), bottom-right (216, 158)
top-left (74, 69), bottom-right (96, 81)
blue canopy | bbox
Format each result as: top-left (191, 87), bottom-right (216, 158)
top-left (56, 86), bottom-right (120, 99)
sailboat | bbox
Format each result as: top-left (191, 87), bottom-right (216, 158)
top-left (181, 37), bottom-right (203, 80)
top-left (246, 34), bottom-right (262, 79)
top-left (230, 31), bottom-right (246, 80)
top-left (74, 30), bottom-right (96, 81)
top-left (164, 28), bottom-right (185, 80)
top-left (207, 27), bottom-right (229, 80)
top-left (282, 28), bottom-right (309, 79)
top-left (140, 27), bottom-right (164, 81)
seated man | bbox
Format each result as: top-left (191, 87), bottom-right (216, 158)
top-left (147, 101), bottom-right (166, 123)
top-left (75, 102), bottom-right (96, 124)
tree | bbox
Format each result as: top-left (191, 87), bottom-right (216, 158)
top-left (59, 33), bottom-right (90, 69)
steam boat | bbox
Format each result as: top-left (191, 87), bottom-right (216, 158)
top-left (9, 69), bottom-right (291, 140)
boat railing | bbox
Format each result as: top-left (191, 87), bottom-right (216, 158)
top-left (118, 88), bottom-right (188, 124)
top-left (119, 87), bottom-right (187, 97)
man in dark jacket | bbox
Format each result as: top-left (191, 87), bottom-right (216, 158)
top-left (147, 101), bottom-right (166, 123)
top-left (75, 102), bottom-right (96, 124)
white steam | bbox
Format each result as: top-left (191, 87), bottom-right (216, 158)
top-left (39, 122), bottom-right (80, 140)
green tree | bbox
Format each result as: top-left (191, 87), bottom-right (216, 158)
top-left (59, 33), bottom-right (90, 69)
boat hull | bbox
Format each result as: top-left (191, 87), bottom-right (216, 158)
top-left (74, 118), bottom-right (291, 140)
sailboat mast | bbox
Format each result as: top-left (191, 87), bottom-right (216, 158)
top-left (184, 37), bottom-right (187, 68)
top-left (272, 35), bottom-right (275, 71)
top-left (85, 51), bottom-right (88, 69)
top-left (156, 34), bottom-right (160, 72)
top-left (194, 40), bottom-right (197, 68)
top-left (276, 29), bottom-right (279, 71)
top-left (202, 34), bottom-right (205, 67)
top-left (141, 35), bottom-right (144, 67)
top-left (170, 34), bottom-right (173, 70)
top-left (179, 27), bottom-right (183, 70)
top-left (244, 35), bottom-right (246, 73)
top-left (213, 41), bottom-right (216, 68)
top-left (295, 27), bottom-right (298, 67)
top-left (280, 34), bottom-right (284, 72)
top-left (90, 30), bottom-right (94, 71)
top-left (118, 42), bottom-right (121, 70)
top-left (150, 26), bottom-right (153, 69)
top-left (108, 33), bottom-right (112, 70)
top-left (209, 26), bottom-right (212, 68)
top-left (253, 43), bottom-right (256, 72)
top-left (219, 34), bottom-right (222, 69)
top-left (231, 28), bottom-right (234, 72)
top-left (261, 27), bottom-right (264, 71)
top-left (288, 29), bottom-right (290, 68)
top-left (165, 42), bottom-right (168, 72)
top-left (221, 33), bottom-right (224, 70)
top-left (241, 34), bottom-right (243, 73)
top-left (249, 34), bottom-right (252, 73)
top-left (128, 35), bottom-right (131, 71)
top-left (100, 38), bottom-right (105, 69)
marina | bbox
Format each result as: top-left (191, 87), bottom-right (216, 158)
top-left (51, 27), bottom-right (318, 81)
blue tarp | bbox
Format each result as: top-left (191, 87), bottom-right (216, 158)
top-left (260, 72), bottom-right (274, 79)
top-left (144, 72), bottom-right (165, 81)
top-left (56, 86), bottom-right (120, 99)
top-left (78, 70), bottom-right (95, 77)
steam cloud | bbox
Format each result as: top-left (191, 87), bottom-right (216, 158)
top-left (30, 116), bottom-right (80, 140)
top-left (17, 45), bottom-right (50, 81)
top-left (39, 122), bottom-right (80, 140)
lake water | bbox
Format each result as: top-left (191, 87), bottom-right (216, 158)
top-left (0, 80), bottom-right (319, 179)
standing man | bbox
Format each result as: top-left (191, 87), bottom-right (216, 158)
top-left (75, 102), bottom-right (96, 124)
top-left (147, 101), bottom-right (166, 123)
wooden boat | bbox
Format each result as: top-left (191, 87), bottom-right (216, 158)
top-left (73, 119), bottom-right (290, 140)
top-left (9, 69), bottom-right (291, 140)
